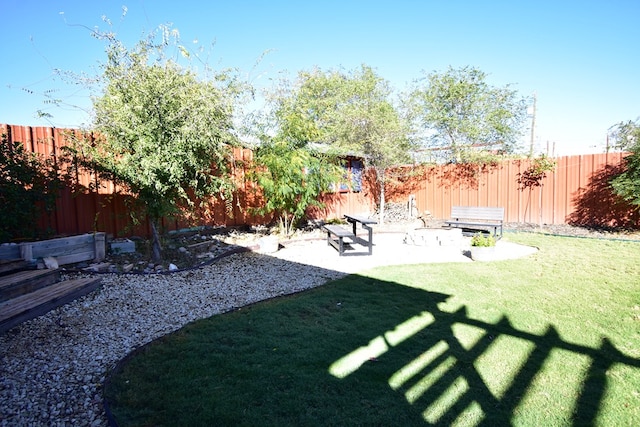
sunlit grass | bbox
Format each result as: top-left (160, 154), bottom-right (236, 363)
top-left (104, 233), bottom-right (640, 426)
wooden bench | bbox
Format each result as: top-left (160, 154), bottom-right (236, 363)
top-left (323, 224), bottom-right (356, 256)
top-left (344, 214), bottom-right (376, 255)
top-left (445, 206), bottom-right (504, 239)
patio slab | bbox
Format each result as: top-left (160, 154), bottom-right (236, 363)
top-left (273, 232), bottom-right (538, 274)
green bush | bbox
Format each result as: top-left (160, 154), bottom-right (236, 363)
top-left (0, 136), bottom-right (63, 241)
top-left (470, 232), bottom-right (496, 247)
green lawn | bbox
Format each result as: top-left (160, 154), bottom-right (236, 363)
top-left (104, 233), bottom-right (640, 426)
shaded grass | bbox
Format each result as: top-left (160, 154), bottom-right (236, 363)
top-left (104, 233), bottom-right (640, 426)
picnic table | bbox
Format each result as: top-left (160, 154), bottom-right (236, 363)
top-left (344, 214), bottom-right (377, 255)
top-left (322, 214), bottom-right (378, 256)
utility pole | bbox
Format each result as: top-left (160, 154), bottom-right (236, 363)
top-left (528, 92), bottom-right (537, 158)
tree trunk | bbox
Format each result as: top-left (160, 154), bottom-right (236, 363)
top-left (538, 185), bottom-right (543, 228)
top-left (150, 219), bottom-right (162, 264)
top-left (378, 168), bottom-right (385, 225)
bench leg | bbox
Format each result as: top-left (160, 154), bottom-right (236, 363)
top-left (327, 231), bottom-right (346, 255)
top-left (365, 224), bottom-right (373, 255)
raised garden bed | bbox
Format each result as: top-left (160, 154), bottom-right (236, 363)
top-left (0, 233), bottom-right (106, 266)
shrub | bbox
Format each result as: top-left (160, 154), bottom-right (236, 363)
top-left (470, 232), bottom-right (496, 247)
top-left (0, 137), bottom-right (63, 241)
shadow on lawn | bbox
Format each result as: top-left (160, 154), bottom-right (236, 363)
top-left (327, 282), bottom-right (640, 425)
top-left (103, 257), bottom-right (640, 426)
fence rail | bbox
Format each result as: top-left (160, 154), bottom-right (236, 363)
top-left (1, 123), bottom-right (637, 239)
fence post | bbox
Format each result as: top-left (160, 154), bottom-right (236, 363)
top-left (93, 232), bottom-right (106, 262)
top-left (20, 243), bottom-right (34, 263)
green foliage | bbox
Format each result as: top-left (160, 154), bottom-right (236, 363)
top-left (253, 65), bottom-right (414, 224)
top-left (0, 136), bottom-right (63, 241)
top-left (76, 25), bottom-right (245, 261)
top-left (251, 140), bottom-right (342, 236)
top-left (289, 65), bottom-right (413, 170)
top-left (517, 154), bottom-right (557, 190)
top-left (470, 232), bottom-right (496, 247)
top-left (409, 66), bottom-right (529, 163)
top-left (608, 118), bottom-right (640, 151)
top-left (610, 119), bottom-right (640, 207)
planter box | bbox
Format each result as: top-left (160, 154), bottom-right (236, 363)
top-left (0, 233), bottom-right (106, 266)
top-left (470, 246), bottom-right (496, 261)
top-left (109, 239), bottom-right (136, 254)
top-left (0, 244), bottom-right (21, 261)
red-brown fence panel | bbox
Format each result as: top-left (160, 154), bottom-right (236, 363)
top-left (2, 123), bottom-right (638, 239)
top-left (385, 153), bottom-right (636, 228)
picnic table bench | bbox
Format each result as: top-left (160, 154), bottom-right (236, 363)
top-left (323, 214), bottom-right (377, 256)
top-left (444, 206), bottom-right (504, 239)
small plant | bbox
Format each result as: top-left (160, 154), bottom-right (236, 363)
top-left (517, 155), bottom-right (557, 190)
top-left (470, 232), bottom-right (496, 247)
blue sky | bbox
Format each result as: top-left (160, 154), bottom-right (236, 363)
top-left (2, 0), bottom-right (638, 155)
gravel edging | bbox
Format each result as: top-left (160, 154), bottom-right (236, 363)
top-left (0, 251), bottom-right (347, 426)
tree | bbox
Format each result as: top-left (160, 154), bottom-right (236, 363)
top-left (251, 140), bottom-right (342, 236)
top-left (608, 118), bottom-right (640, 152)
top-left (517, 154), bottom-right (557, 226)
top-left (258, 65), bottom-right (414, 224)
top-left (80, 26), bottom-right (244, 262)
top-left (610, 118), bottom-right (640, 208)
top-left (408, 66), bottom-right (528, 162)
top-left (248, 69), bottom-right (342, 235)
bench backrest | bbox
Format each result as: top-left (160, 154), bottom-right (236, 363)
top-left (451, 206), bottom-right (504, 222)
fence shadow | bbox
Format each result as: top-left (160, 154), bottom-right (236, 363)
top-left (568, 163), bottom-right (640, 229)
top-left (88, 251), bottom-right (640, 425)
top-left (437, 162), bottom-right (500, 190)
top-left (328, 280), bottom-right (640, 425)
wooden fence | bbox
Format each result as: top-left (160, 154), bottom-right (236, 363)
top-left (384, 152), bottom-right (638, 228)
top-left (1, 123), bottom-right (637, 239)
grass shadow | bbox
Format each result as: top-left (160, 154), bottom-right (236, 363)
top-left (103, 268), bottom-right (640, 426)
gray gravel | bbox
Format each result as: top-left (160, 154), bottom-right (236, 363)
top-left (0, 250), bottom-right (348, 426)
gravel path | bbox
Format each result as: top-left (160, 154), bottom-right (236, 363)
top-left (0, 228), bottom-right (565, 426)
top-left (1, 249), bottom-right (355, 426)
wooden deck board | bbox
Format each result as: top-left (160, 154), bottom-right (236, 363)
top-left (0, 269), bottom-right (61, 301)
top-left (0, 259), bottom-right (30, 275)
top-left (0, 277), bottom-right (101, 334)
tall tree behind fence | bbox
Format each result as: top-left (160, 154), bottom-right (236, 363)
top-left (1, 124), bottom-right (637, 239)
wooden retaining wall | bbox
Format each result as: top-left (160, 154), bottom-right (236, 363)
top-left (0, 233), bottom-right (106, 265)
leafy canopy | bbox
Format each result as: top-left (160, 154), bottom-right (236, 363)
top-left (81, 25), bottom-right (245, 261)
top-left (610, 118), bottom-right (640, 207)
top-left (255, 65), bottom-right (413, 224)
top-left (409, 66), bottom-right (528, 162)
top-left (252, 141), bottom-right (341, 236)
top-left (279, 65), bottom-right (414, 170)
